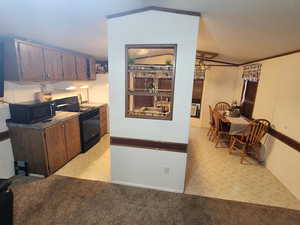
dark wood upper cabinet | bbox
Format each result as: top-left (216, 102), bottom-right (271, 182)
top-left (17, 42), bottom-right (46, 81)
top-left (44, 48), bottom-right (63, 81)
top-left (75, 55), bottom-right (88, 80)
top-left (2, 38), bottom-right (96, 82)
top-left (88, 57), bottom-right (96, 80)
top-left (100, 105), bottom-right (108, 137)
top-left (62, 52), bottom-right (77, 80)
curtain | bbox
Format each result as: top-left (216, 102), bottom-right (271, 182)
top-left (242, 64), bottom-right (262, 82)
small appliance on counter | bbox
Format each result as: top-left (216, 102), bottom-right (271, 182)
top-left (9, 101), bottom-right (56, 124)
top-left (228, 101), bottom-right (241, 117)
top-left (35, 91), bottom-right (53, 102)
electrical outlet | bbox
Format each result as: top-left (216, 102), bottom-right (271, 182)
top-left (163, 167), bottom-right (170, 175)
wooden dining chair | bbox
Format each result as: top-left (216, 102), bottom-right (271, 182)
top-left (214, 102), bottom-right (230, 111)
top-left (229, 119), bottom-right (271, 164)
top-left (207, 105), bottom-right (215, 140)
top-left (211, 110), bottom-right (230, 147)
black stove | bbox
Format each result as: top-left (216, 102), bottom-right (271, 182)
top-left (54, 96), bottom-right (100, 153)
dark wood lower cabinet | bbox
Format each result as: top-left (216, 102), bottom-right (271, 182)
top-left (100, 105), bottom-right (108, 137)
top-left (7, 116), bottom-right (81, 176)
top-left (8, 127), bottom-right (49, 175)
top-left (64, 117), bottom-right (81, 160)
top-left (45, 123), bottom-right (68, 174)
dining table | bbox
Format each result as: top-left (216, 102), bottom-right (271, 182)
top-left (218, 110), bottom-right (251, 136)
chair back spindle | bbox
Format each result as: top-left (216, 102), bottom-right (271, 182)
top-left (213, 110), bottom-right (221, 131)
top-left (214, 102), bottom-right (230, 111)
top-left (209, 105), bottom-right (214, 126)
top-left (245, 119), bottom-right (270, 145)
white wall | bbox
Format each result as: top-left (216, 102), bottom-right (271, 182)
top-left (108, 10), bottom-right (199, 192)
top-left (200, 66), bottom-right (242, 128)
top-left (89, 73), bottom-right (109, 104)
top-left (251, 53), bottom-right (300, 200)
top-left (0, 81), bottom-right (42, 178)
top-left (0, 75), bottom-right (109, 178)
top-left (111, 146), bottom-right (187, 193)
top-left (108, 10), bottom-right (199, 143)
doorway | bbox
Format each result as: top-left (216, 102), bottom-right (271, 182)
top-left (191, 79), bottom-right (204, 118)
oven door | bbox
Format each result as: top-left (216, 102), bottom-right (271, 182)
top-left (79, 109), bottom-right (100, 152)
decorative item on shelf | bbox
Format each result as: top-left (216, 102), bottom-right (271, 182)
top-left (147, 82), bottom-right (156, 93)
top-left (96, 61), bottom-right (108, 74)
top-left (165, 59), bottom-right (172, 65)
top-left (128, 58), bottom-right (136, 66)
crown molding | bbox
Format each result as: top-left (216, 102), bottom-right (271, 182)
top-left (239, 49), bottom-right (300, 65)
top-left (107, 6), bottom-right (201, 19)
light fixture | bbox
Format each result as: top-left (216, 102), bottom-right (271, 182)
top-left (65, 86), bottom-right (76, 90)
top-left (79, 85), bottom-right (90, 104)
top-left (137, 49), bottom-right (149, 55)
top-left (195, 61), bottom-right (209, 79)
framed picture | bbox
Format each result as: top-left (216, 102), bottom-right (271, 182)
top-left (96, 61), bottom-right (108, 74)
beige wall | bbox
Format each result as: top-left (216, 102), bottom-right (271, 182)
top-left (252, 53), bottom-right (300, 200)
top-left (200, 66), bottom-right (242, 128)
top-left (199, 56), bottom-right (300, 200)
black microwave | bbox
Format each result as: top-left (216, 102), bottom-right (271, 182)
top-left (9, 101), bottom-right (56, 124)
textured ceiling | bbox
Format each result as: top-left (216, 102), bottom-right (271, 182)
top-left (1, 0), bottom-right (300, 63)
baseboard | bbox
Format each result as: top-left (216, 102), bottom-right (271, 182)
top-left (111, 180), bottom-right (183, 193)
top-left (28, 173), bottom-right (45, 178)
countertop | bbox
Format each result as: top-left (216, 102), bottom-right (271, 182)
top-left (80, 102), bottom-right (108, 108)
top-left (6, 111), bottom-right (80, 130)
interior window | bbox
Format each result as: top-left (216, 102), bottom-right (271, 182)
top-left (125, 44), bottom-right (177, 120)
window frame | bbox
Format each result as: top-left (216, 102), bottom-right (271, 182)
top-left (125, 44), bottom-right (177, 120)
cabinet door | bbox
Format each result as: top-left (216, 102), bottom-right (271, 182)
top-left (17, 42), bottom-right (45, 81)
top-left (44, 123), bottom-right (68, 173)
top-left (88, 57), bottom-right (96, 80)
top-left (62, 53), bottom-right (77, 80)
top-left (64, 117), bottom-right (81, 160)
top-left (44, 48), bottom-right (63, 81)
top-left (100, 106), bottom-right (108, 137)
top-left (76, 55), bottom-right (88, 80)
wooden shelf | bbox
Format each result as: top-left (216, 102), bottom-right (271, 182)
top-left (133, 76), bottom-right (172, 79)
top-left (128, 69), bottom-right (173, 74)
top-left (127, 112), bottom-right (171, 120)
top-left (128, 90), bottom-right (172, 97)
